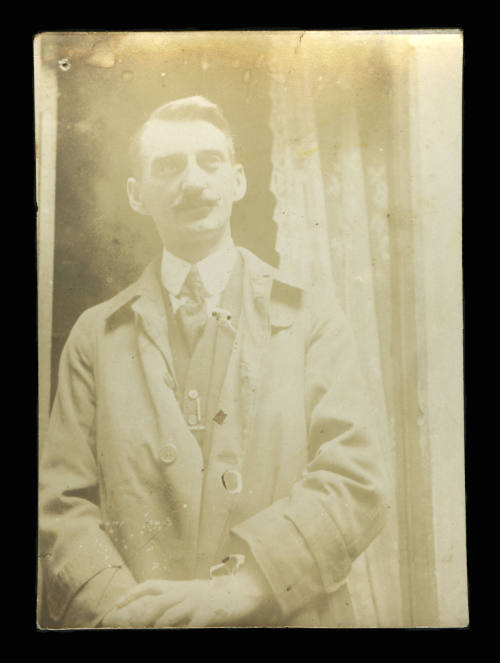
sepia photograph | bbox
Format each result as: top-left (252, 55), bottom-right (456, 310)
top-left (35, 30), bottom-right (466, 629)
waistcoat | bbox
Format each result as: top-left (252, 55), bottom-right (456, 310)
top-left (162, 254), bottom-right (243, 463)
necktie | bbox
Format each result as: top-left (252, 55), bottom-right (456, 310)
top-left (176, 265), bottom-right (208, 354)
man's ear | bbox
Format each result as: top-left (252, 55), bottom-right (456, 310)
top-left (232, 164), bottom-right (247, 203)
top-left (127, 177), bottom-right (149, 216)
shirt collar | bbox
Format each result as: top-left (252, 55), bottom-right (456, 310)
top-left (161, 236), bottom-right (237, 298)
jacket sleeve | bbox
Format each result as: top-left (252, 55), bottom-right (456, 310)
top-left (231, 288), bottom-right (388, 620)
top-left (39, 310), bottom-right (137, 627)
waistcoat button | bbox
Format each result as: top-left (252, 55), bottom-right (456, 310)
top-left (159, 443), bottom-right (178, 464)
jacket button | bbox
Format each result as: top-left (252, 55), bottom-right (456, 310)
top-left (188, 389), bottom-right (198, 399)
top-left (221, 469), bottom-right (242, 494)
top-left (159, 443), bottom-right (177, 464)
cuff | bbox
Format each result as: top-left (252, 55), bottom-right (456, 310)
top-left (231, 498), bottom-right (352, 620)
top-left (60, 565), bottom-right (137, 628)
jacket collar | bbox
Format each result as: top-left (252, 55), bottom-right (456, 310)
top-left (104, 256), bottom-right (165, 325)
top-left (237, 247), bottom-right (305, 329)
top-left (104, 247), bottom-right (305, 328)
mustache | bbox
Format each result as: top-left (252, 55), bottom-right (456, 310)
top-left (172, 192), bottom-right (220, 211)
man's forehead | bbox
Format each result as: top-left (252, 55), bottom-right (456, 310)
top-left (140, 118), bottom-right (231, 159)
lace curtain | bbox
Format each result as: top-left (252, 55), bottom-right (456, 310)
top-left (268, 44), bottom-right (403, 627)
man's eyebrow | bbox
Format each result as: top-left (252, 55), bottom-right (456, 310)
top-left (152, 153), bottom-right (185, 162)
top-left (150, 154), bottom-right (186, 172)
top-left (199, 148), bottom-right (228, 156)
top-left (152, 149), bottom-right (225, 160)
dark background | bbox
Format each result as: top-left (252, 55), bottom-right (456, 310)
top-left (49, 33), bottom-right (278, 404)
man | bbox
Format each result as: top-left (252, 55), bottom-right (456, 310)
top-left (39, 95), bottom-right (387, 628)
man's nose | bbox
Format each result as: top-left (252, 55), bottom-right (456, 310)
top-left (181, 158), bottom-right (207, 193)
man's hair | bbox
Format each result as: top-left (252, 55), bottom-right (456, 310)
top-left (129, 95), bottom-right (235, 178)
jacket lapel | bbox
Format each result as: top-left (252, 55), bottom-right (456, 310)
top-left (196, 249), bottom-right (304, 568)
top-left (238, 263), bottom-right (273, 448)
top-left (195, 250), bottom-right (273, 568)
top-left (106, 258), bottom-right (177, 388)
top-left (238, 247), bottom-right (304, 444)
top-left (130, 262), bottom-right (176, 390)
top-left (105, 258), bottom-right (204, 572)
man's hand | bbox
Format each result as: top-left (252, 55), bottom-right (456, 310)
top-left (100, 566), bottom-right (278, 627)
top-left (100, 580), bottom-right (186, 627)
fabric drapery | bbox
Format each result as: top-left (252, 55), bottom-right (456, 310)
top-left (268, 39), bottom-right (403, 627)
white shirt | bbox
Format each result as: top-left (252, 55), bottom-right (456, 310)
top-left (160, 238), bottom-right (238, 316)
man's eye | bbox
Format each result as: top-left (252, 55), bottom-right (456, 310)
top-left (162, 162), bottom-right (182, 174)
top-left (199, 154), bottom-right (223, 170)
top-left (155, 158), bottom-right (184, 176)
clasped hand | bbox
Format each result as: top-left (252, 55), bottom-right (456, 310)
top-left (101, 569), bottom-right (270, 628)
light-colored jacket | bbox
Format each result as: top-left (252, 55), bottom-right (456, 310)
top-left (39, 247), bottom-right (387, 628)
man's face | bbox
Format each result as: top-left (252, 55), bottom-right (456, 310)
top-left (128, 119), bottom-right (246, 248)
